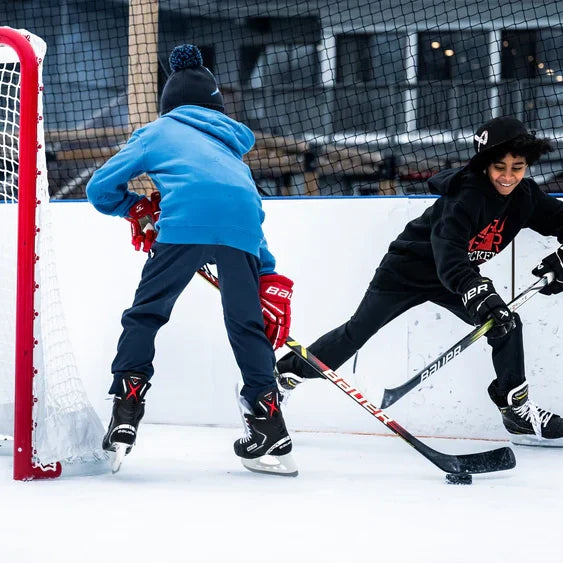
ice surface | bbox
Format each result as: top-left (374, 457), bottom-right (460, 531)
top-left (0, 425), bottom-right (561, 563)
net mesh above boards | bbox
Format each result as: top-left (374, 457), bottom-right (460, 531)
top-left (4, 0), bottom-right (563, 197)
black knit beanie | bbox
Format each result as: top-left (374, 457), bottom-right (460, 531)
top-left (160, 44), bottom-right (225, 115)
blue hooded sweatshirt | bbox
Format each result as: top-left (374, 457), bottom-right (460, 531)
top-left (86, 106), bottom-right (275, 273)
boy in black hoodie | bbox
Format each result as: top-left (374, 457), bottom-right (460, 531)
top-left (276, 116), bottom-right (563, 445)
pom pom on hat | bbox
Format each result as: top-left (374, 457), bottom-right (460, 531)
top-left (169, 44), bottom-right (203, 72)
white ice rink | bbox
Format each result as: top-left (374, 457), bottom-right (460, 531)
top-left (0, 424), bottom-right (561, 563)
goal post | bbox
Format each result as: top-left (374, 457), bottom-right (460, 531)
top-left (0, 27), bottom-right (106, 480)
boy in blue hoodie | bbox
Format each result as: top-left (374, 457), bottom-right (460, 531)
top-left (87, 45), bottom-right (296, 476)
top-left (276, 116), bottom-right (563, 447)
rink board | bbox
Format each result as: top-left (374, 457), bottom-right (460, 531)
top-left (2, 197), bottom-right (561, 440)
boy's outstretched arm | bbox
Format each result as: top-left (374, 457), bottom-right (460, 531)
top-left (86, 131), bottom-right (147, 217)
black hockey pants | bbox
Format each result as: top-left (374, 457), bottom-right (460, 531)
top-left (110, 242), bottom-right (276, 404)
top-left (277, 277), bottom-right (524, 407)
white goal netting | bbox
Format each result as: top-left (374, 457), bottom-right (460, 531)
top-left (0, 29), bottom-right (105, 469)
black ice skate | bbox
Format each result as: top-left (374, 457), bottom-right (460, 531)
top-left (234, 384), bottom-right (298, 476)
top-left (500, 382), bottom-right (563, 446)
top-left (103, 373), bottom-right (151, 472)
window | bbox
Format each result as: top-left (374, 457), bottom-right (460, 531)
top-left (418, 31), bottom-right (489, 80)
top-left (536, 28), bottom-right (563, 81)
top-left (333, 33), bottom-right (406, 132)
top-left (535, 29), bottom-right (563, 128)
top-left (417, 31), bottom-right (491, 130)
top-left (501, 31), bottom-right (537, 79)
top-left (336, 34), bottom-right (373, 83)
top-left (240, 44), bottom-right (319, 88)
top-left (239, 43), bottom-right (322, 135)
top-left (500, 29), bottom-right (563, 129)
top-left (336, 33), bottom-right (406, 85)
top-left (239, 25), bottom-right (563, 138)
top-left (240, 15), bottom-right (321, 89)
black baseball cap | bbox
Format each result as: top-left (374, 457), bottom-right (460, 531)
top-left (470, 116), bottom-right (530, 169)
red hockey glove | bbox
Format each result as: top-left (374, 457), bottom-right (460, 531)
top-left (532, 246), bottom-right (563, 295)
top-left (259, 274), bottom-right (293, 350)
top-left (127, 191), bottom-right (161, 252)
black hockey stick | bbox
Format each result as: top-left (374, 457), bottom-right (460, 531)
top-left (380, 274), bottom-right (552, 409)
top-left (197, 265), bottom-right (516, 476)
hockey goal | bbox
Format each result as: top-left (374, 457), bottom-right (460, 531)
top-left (0, 27), bottom-right (105, 480)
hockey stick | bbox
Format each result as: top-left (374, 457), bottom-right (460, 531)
top-left (197, 265), bottom-right (516, 475)
top-left (380, 274), bottom-right (553, 409)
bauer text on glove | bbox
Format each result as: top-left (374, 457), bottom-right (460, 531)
top-left (259, 274), bottom-right (293, 350)
top-left (461, 277), bottom-right (515, 339)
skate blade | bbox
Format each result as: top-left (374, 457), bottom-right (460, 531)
top-left (110, 443), bottom-right (128, 474)
top-left (510, 434), bottom-right (563, 447)
top-left (241, 453), bottom-right (298, 477)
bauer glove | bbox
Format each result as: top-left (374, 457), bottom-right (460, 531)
top-left (461, 277), bottom-right (515, 339)
top-left (127, 191), bottom-right (161, 252)
top-left (532, 246), bottom-right (563, 295)
top-left (259, 274), bottom-right (293, 350)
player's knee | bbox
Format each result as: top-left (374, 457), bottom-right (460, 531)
top-left (345, 320), bottom-right (374, 350)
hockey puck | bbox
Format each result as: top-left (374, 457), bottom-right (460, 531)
top-left (445, 473), bottom-right (472, 485)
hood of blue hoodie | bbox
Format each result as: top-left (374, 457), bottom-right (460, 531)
top-left (161, 105), bottom-right (255, 158)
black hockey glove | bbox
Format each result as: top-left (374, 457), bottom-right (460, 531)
top-left (532, 246), bottom-right (563, 295)
top-left (461, 278), bottom-right (516, 339)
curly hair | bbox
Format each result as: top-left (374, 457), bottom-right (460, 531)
top-left (470, 134), bottom-right (554, 170)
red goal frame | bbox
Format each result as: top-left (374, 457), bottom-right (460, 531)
top-left (0, 27), bottom-right (62, 480)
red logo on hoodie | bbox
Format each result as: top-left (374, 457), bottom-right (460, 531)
top-left (468, 218), bottom-right (506, 263)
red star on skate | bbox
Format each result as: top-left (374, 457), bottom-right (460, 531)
top-left (126, 381), bottom-right (142, 400)
top-left (264, 397), bottom-right (279, 416)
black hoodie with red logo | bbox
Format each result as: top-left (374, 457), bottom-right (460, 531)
top-left (374, 166), bottom-right (563, 294)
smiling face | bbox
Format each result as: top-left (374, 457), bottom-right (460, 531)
top-left (486, 154), bottom-right (527, 196)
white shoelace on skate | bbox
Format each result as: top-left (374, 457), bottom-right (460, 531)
top-left (240, 415), bottom-right (253, 444)
top-left (513, 400), bottom-right (554, 437)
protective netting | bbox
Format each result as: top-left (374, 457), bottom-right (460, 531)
top-left (0, 29), bottom-right (105, 467)
top-left (3, 0), bottom-right (563, 197)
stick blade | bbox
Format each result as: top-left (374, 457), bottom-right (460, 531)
top-left (380, 387), bottom-right (400, 409)
top-left (434, 446), bottom-right (516, 475)
top-left (380, 382), bottom-right (414, 408)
